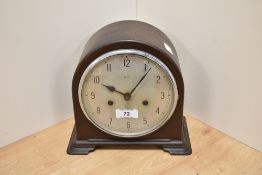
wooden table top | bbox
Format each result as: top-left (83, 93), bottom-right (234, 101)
top-left (0, 116), bottom-right (261, 175)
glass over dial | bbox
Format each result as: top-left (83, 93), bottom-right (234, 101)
top-left (79, 49), bottom-right (178, 137)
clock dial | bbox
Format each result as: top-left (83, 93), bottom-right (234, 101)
top-left (79, 49), bottom-right (178, 137)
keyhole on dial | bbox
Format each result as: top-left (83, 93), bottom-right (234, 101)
top-left (142, 100), bottom-right (149, 106)
top-left (108, 100), bottom-right (114, 106)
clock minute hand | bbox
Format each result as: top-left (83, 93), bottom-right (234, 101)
top-left (101, 84), bottom-right (125, 96)
top-left (130, 68), bottom-right (152, 95)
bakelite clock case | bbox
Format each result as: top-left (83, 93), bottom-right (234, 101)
top-left (67, 20), bottom-right (192, 155)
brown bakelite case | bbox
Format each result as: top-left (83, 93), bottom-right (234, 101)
top-left (67, 20), bottom-right (192, 155)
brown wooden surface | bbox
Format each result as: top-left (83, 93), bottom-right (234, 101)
top-left (0, 115), bottom-right (261, 175)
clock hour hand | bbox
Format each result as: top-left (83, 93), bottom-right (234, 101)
top-left (130, 68), bottom-right (151, 95)
top-left (101, 84), bottom-right (125, 96)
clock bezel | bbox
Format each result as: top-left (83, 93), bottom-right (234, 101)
top-left (78, 49), bottom-right (179, 138)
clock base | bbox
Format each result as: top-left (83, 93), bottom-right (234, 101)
top-left (67, 116), bottom-right (192, 155)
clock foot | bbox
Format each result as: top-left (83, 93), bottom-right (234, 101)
top-left (162, 116), bottom-right (192, 155)
top-left (67, 127), bottom-right (96, 155)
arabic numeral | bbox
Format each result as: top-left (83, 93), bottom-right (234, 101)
top-left (93, 76), bottom-right (100, 84)
top-left (124, 59), bottom-right (130, 67)
top-left (127, 121), bottom-right (131, 128)
top-left (143, 118), bottom-right (147, 125)
top-left (91, 92), bottom-right (95, 99)
top-left (156, 107), bottom-right (160, 114)
top-left (109, 118), bottom-right (112, 125)
top-left (97, 107), bottom-right (100, 114)
top-left (161, 92), bottom-right (165, 99)
top-left (107, 63), bottom-right (111, 72)
top-left (156, 76), bottom-right (160, 83)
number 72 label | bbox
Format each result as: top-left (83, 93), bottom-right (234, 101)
top-left (116, 109), bottom-right (138, 118)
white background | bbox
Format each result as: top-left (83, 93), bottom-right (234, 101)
top-left (1, 0), bottom-right (261, 151)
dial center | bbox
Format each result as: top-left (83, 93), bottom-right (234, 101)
top-left (124, 93), bottom-right (131, 101)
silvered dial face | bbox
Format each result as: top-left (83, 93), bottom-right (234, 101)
top-left (79, 49), bottom-right (178, 137)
